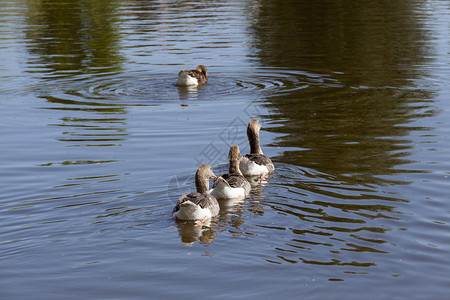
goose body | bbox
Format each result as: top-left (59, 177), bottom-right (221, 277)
top-left (211, 145), bottom-right (251, 200)
top-left (211, 175), bottom-right (250, 199)
top-left (173, 193), bottom-right (217, 221)
top-left (175, 65), bottom-right (208, 86)
top-left (239, 154), bottom-right (273, 176)
top-left (172, 164), bottom-right (219, 224)
top-left (239, 119), bottom-right (275, 179)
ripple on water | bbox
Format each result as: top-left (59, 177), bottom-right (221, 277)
top-left (33, 67), bottom-right (340, 108)
top-left (235, 162), bottom-right (408, 269)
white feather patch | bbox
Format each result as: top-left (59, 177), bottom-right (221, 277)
top-left (239, 156), bottom-right (269, 176)
top-left (176, 70), bottom-right (198, 86)
top-left (210, 178), bottom-right (246, 200)
top-left (173, 201), bottom-right (212, 220)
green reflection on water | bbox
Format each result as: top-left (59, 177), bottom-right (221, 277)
top-left (249, 0), bottom-right (433, 86)
top-left (249, 0), bottom-right (436, 185)
top-left (24, 0), bottom-right (123, 75)
top-left (242, 0), bottom-right (440, 267)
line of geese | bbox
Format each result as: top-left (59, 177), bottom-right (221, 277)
top-left (172, 119), bottom-right (275, 225)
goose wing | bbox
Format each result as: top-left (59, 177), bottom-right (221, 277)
top-left (222, 173), bottom-right (249, 189)
top-left (244, 154), bottom-right (275, 173)
top-left (173, 192), bottom-right (211, 213)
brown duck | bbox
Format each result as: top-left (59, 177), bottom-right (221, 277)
top-left (175, 65), bottom-right (208, 86)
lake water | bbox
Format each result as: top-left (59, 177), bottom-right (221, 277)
top-left (1, 0), bottom-right (450, 298)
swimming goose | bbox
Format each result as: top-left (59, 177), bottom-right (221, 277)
top-left (210, 145), bottom-right (251, 200)
top-left (240, 119), bottom-right (275, 180)
top-left (175, 65), bottom-right (208, 86)
top-left (172, 164), bottom-right (219, 225)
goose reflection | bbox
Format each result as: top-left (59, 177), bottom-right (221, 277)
top-left (176, 220), bottom-right (217, 245)
top-left (176, 84), bottom-right (198, 100)
top-left (175, 187), bottom-right (269, 244)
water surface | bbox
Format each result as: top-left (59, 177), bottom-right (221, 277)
top-left (1, 0), bottom-right (450, 298)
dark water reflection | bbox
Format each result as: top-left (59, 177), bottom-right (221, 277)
top-left (1, 0), bottom-right (450, 298)
top-left (244, 0), bottom-right (443, 273)
top-left (250, 0), bottom-right (436, 184)
top-left (266, 87), bottom-right (434, 185)
top-left (25, 0), bottom-right (123, 76)
top-left (249, 0), bottom-right (434, 86)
